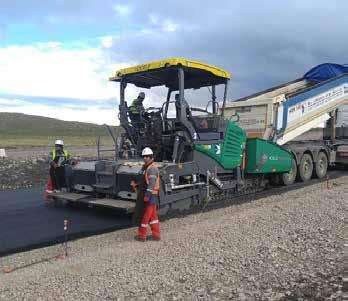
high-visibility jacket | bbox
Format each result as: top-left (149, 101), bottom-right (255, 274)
top-left (144, 162), bottom-right (160, 196)
top-left (49, 149), bottom-right (69, 165)
top-left (52, 149), bottom-right (69, 160)
top-left (129, 99), bottom-right (144, 116)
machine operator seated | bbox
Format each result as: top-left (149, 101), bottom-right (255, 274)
top-left (128, 92), bottom-right (146, 129)
top-left (129, 92), bottom-right (160, 130)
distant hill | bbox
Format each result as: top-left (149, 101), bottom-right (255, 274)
top-left (0, 113), bottom-right (122, 147)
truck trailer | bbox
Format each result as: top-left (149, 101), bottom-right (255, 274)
top-left (223, 63), bottom-right (348, 183)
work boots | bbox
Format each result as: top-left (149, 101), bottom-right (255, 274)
top-left (134, 235), bottom-right (161, 242)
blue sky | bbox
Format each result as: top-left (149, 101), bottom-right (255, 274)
top-left (0, 0), bottom-right (347, 124)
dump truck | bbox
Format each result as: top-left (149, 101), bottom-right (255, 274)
top-left (223, 63), bottom-right (348, 183)
top-left (50, 59), bottom-right (344, 216)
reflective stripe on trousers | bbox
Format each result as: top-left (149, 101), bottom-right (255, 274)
top-left (138, 204), bottom-right (160, 239)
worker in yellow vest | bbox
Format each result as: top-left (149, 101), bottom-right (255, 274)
top-left (129, 92), bottom-right (146, 128)
top-left (48, 139), bottom-right (69, 192)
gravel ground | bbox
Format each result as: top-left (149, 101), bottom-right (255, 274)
top-left (0, 176), bottom-right (346, 301)
top-left (0, 149), bottom-right (100, 190)
top-left (0, 157), bottom-right (47, 189)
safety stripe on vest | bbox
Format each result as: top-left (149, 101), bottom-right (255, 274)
top-left (149, 220), bottom-right (159, 225)
top-left (144, 162), bottom-right (160, 195)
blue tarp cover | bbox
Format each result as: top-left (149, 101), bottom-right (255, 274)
top-left (304, 63), bottom-right (348, 83)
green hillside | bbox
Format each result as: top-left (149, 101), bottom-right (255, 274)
top-left (0, 113), bottom-right (122, 147)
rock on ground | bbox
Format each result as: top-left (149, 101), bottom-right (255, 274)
top-left (0, 176), bottom-right (346, 301)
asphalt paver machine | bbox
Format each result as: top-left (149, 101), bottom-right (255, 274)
top-left (51, 58), bottom-right (293, 216)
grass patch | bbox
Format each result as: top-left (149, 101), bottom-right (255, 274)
top-left (0, 113), bottom-right (122, 148)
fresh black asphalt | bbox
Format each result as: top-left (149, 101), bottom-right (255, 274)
top-left (0, 187), bottom-right (131, 256)
top-left (0, 168), bottom-right (346, 257)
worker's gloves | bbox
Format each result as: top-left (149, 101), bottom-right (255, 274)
top-left (144, 190), bottom-right (152, 203)
top-left (52, 163), bottom-right (60, 169)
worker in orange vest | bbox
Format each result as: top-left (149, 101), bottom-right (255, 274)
top-left (135, 147), bottom-right (161, 241)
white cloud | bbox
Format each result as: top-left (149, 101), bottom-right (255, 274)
top-left (0, 97), bottom-right (119, 125)
top-left (101, 36), bottom-right (113, 48)
top-left (0, 97), bottom-right (28, 107)
top-left (148, 14), bottom-right (179, 32)
top-left (162, 20), bottom-right (178, 32)
top-left (149, 13), bottom-right (159, 25)
top-left (0, 39), bottom-right (174, 124)
top-left (0, 41), bottom-right (127, 100)
top-left (36, 41), bottom-right (62, 49)
top-left (0, 86), bottom-right (168, 125)
top-left (0, 40), bottom-right (138, 124)
top-left (113, 4), bottom-right (132, 17)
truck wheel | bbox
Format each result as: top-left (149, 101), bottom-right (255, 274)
top-left (299, 153), bottom-right (313, 182)
top-left (281, 158), bottom-right (297, 186)
top-left (314, 152), bottom-right (328, 179)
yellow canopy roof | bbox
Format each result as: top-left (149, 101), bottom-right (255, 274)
top-left (109, 58), bottom-right (231, 89)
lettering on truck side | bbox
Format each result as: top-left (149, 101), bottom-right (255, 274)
top-left (287, 84), bottom-right (346, 124)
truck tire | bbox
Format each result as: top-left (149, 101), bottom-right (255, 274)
top-left (281, 158), bottom-right (297, 186)
top-left (299, 153), bottom-right (313, 182)
top-left (314, 152), bottom-right (328, 179)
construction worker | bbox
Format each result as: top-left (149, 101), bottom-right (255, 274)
top-left (129, 92), bottom-right (146, 128)
top-left (48, 140), bottom-right (69, 192)
top-left (135, 147), bottom-right (161, 241)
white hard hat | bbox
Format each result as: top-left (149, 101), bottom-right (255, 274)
top-left (142, 147), bottom-right (153, 156)
top-left (55, 139), bottom-right (64, 146)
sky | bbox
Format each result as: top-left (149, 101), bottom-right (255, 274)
top-left (0, 0), bottom-right (347, 125)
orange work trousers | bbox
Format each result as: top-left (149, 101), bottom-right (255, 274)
top-left (138, 204), bottom-right (160, 239)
